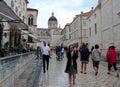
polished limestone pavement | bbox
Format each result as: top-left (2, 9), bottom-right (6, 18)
top-left (38, 52), bottom-right (120, 87)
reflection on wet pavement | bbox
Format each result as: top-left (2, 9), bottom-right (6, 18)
top-left (38, 52), bottom-right (120, 87)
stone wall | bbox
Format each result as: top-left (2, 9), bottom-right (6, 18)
top-left (0, 52), bottom-right (35, 87)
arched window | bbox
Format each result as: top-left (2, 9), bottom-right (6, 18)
top-left (28, 16), bottom-right (33, 25)
top-left (46, 31), bottom-right (48, 36)
top-left (41, 31), bottom-right (43, 36)
top-left (11, 1), bottom-right (14, 8)
top-left (15, 7), bottom-right (18, 13)
top-left (23, 16), bottom-right (25, 22)
top-left (19, 11), bottom-right (21, 17)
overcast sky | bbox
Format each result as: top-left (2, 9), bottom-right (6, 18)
top-left (28, 0), bottom-right (98, 28)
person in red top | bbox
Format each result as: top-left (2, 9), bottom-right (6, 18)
top-left (106, 45), bottom-right (119, 77)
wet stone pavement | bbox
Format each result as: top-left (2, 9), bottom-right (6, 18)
top-left (37, 52), bottom-right (120, 87)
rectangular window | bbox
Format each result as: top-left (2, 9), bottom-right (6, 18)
top-left (94, 14), bottom-right (96, 18)
top-left (83, 19), bottom-right (86, 26)
top-left (69, 28), bottom-right (71, 32)
top-left (83, 29), bottom-right (87, 37)
top-left (69, 34), bottom-right (71, 39)
top-left (89, 28), bottom-right (91, 36)
top-left (95, 24), bottom-right (97, 34)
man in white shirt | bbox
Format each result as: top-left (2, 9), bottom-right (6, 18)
top-left (41, 41), bottom-right (50, 73)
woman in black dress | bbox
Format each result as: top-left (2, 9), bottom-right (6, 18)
top-left (79, 43), bottom-right (90, 74)
top-left (65, 45), bottom-right (78, 87)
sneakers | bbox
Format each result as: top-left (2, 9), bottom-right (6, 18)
top-left (107, 72), bottom-right (119, 77)
top-left (107, 72), bottom-right (110, 75)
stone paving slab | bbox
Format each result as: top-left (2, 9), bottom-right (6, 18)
top-left (38, 52), bottom-right (120, 87)
top-left (13, 60), bottom-right (37, 87)
top-left (12, 52), bottom-right (120, 87)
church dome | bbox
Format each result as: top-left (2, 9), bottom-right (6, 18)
top-left (48, 12), bottom-right (57, 21)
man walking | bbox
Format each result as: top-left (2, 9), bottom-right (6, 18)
top-left (41, 41), bottom-right (50, 73)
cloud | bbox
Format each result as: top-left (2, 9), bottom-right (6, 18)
top-left (28, 0), bottom-right (98, 28)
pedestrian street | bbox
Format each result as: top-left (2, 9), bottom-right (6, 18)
top-left (38, 52), bottom-right (120, 87)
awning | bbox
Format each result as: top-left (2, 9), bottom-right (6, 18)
top-left (0, 0), bottom-right (28, 29)
top-left (28, 34), bottom-right (37, 39)
top-left (19, 29), bottom-right (37, 40)
top-left (20, 30), bottom-right (29, 34)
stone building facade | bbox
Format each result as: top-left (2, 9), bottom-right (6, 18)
top-left (88, 6), bottom-right (102, 50)
top-left (88, 0), bottom-right (120, 55)
top-left (27, 8), bottom-right (38, 48)
top-left (61, 12), bottom-right (91, 47)
top-left (37, 12), bottom-right (62, 47)
top-left (101, 0), bottom-right (120, 50)
top-left (61, 0), bottom-right (120, 57)
top-left (0, 0), bottom-right (29, 50)
top-left (61, 23), bottom-right (70, 46)
top-left (0, 0), bottom-right (38, 50)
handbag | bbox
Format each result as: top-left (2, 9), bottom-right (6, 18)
top-left (71, 57), bottom-right (74, 65)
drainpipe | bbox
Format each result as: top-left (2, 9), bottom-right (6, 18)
top-left (80, 12), bottom-right (83, 44)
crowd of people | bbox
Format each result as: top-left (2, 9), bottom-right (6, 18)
top-left (65, 43), bottom-right (119, 87)
top-left (36, 41), bottom-right (119, 87)
top-left (0, 39), bottom-right (34, 57)
top-left (1, 38), bottom-right (119, 87)
top-left (55, 45), bottom-right (64, 60)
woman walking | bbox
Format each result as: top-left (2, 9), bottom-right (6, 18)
top-left (106, 45), bottom-right (119, 77)
top-left (91, 44), bottom-right (101, 76)
top-left (79, 43), bottom-right (90, 74)
top-left (65, 45), bottom-right (78, 87)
